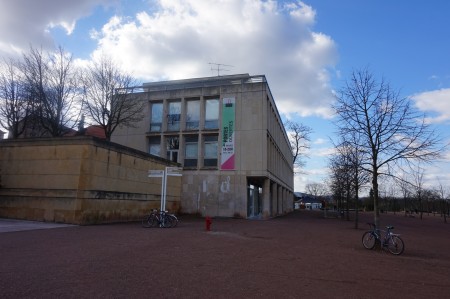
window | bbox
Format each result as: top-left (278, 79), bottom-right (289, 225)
top-left (148, 136), bottom-right (161, 157)
top-left (166, 136), bottom-right (179, 163)
top-left (184, 135), bottom-right (198, 167)
top-left (186, 99), bottom-right (200, 130)
top-left (205, 98), bottom-right (219, 129)
top-left (204, 135), bottom-right (218, 167)
top-left (167, 101), bottom-right (181, 131)
top-left (150, 102), bottom-right (163, 132)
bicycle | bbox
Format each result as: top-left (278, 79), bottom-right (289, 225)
top-left (362, 223), bottom-right (405, 255)
top-left (142, 209), bottom-right (179, 228)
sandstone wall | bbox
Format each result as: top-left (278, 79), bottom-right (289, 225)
top-left (0, 137), bottom-right (181, 224)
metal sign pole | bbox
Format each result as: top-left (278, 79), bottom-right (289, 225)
top-left (164, 167), bottom-right (182, 212)
top-left (149, 167), bottom-right (182, 213)
top-left (148, 169), bottom-right (165, 211)
top-left (161, 171), bottom-right (165, 211)
top-left (163, 167), bottom-right (168, 211)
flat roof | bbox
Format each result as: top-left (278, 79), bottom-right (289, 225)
top-left (141, 74), bottom-right (266, 92)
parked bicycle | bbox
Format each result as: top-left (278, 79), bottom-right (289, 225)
top-left (362, 223), bottom-right (405, 255)
top-left (142, 209), bottom-right (178, 228)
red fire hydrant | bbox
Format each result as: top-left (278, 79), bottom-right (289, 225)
top-left (205, 216), bottom-right (212, 231)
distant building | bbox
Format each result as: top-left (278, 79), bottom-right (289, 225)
top-left (294, 192), bottom-right (322, 210)
top-left (67, 125), bottom-right (107, 139)
top-left (112, 74), bottom-right (294, 218)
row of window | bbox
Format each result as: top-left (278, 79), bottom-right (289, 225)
top-left (149, 135), bottom-right (218, 168)
top-left (150, 98), bottom-right (219, 132)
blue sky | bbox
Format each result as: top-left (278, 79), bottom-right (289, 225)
top-left (1, 0), bottom-right (449, 192)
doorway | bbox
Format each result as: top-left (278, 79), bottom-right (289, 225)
top-left (247, 178), bottom-right (264, 218)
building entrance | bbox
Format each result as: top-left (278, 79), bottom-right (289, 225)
top-left (247, 178), bottom-right (263, 218)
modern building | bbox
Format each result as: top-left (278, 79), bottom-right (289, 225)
top-left (112, 74), bottom-right (294, 219)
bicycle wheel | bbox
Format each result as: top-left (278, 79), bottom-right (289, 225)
top-left (362, 231), bottom-right (376, 249)
top-left (141, 214), bottom-right (157, 228)
top-left (387, 235), bottom-right (404, 255)
top-left (161, 214), bottom-right (174, 228)
top-left (168, 214), bottom-right (178, 227)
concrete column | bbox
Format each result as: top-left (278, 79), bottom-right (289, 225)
top-left (270, 181), bottom-right (276, 217)
top-left (262, 178), bottom-right (271, 218)
top-left (277, 184), bottom-right (282, 215)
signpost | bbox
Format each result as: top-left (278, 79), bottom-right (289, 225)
top-left (148, 167), bottom-right (182, 211)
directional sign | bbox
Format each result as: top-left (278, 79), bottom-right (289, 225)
top-left (148, 167), bottom-right (183, 211)
top-left (148, 170), bottom-right (164, 177)
top-left (166, 167), bottom-right (182, 176)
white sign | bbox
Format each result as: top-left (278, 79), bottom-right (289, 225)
top-left (166, 167), bottom-right (182, 176)
top-left (148, 170), bottom-right (165, 177)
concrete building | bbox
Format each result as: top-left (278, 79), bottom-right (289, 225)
top-left (112, 74), bottom-right (294, 219)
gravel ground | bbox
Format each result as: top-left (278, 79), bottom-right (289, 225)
top-left (1, 210), bottom-right (449, 298)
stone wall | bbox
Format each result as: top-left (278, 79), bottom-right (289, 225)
top-left (0, 137), bottom-right (181, 224)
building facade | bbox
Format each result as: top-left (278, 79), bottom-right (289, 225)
top-left (112, 74), bottom-right (294, 218)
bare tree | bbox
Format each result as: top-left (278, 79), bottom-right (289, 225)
top-left (411, 164), bottom-right (427, 220)
top-left (396, 174), bottom-right (413, 217)
top-left (284, 120), bottom-right (312, 170)
top-left (21, 46), bottom-right (81, 136)
top-left (0, 58), bottom-right (31, 138)
top-left (333, 68), bottom-right (443, 227)
top-left (436, 180), bottom-right (449, 223)
top-left (82, 55), bottom-right (145, 141)
top-left (305, 182), bottom-right (327, 198)
top-left (330, 138), bottom-right (369, 227)
top-left (329, 153), bottom-right (348, 212)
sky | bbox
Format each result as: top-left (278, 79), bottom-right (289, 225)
top-left (1, 0), bottom-right (450, 193)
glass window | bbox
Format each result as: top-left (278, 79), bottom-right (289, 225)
top-left (148, 136), bottom-right (160, 157)
top-left (184, 136), bottom-right (198, 167)
top-left (186, 99), bottom-right (200, 130)
top-left (205, 98), bottom-right (219, 129)
top-left (150, 102), bottom-right (163, 132)
top-left (204, 135), bottom-right (218, 167)
top-left (166, 136), bottom-right (179, 163)
top-left (167, 101), bottom-right (181, 131)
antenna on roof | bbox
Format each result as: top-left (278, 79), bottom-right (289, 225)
top-left (208, 62), bottom-right (234, 76)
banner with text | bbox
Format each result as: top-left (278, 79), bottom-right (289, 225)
top-left (221, 97), bottom-right (235, 170)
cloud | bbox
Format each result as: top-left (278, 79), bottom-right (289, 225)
top-left (411, 88), bottom-right (450, 124)
top-left (308, 146), bottom-right (335, 158)
top-left (313, 138), bottom-right (328, 145)
top-left (89, 0), bottom-right (338, 118)
top-left (0, 0), bottom-right (110, 56)
top-left (294, 165), bottom-right (329, 192)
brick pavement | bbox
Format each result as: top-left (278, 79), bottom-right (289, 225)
top-left (1, 210), bottom-right (449, 298)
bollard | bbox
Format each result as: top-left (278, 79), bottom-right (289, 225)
top-left (205, 216), bottom-right (212, 231)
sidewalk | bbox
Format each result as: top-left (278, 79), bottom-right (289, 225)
top-left (0, 218), bottom-right (75, 233)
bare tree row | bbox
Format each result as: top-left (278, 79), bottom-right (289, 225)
top-left (330, 68), bottom-right (445, 227)
top-left (0, 45), bottom-right (145, 141)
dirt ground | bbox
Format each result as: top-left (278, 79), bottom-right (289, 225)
top-left (1, 210), bottom-right (449, 298)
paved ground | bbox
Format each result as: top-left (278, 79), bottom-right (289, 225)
top-left (1, 210), bottom-right (449, 298)
top-left (0, 218), bottom-right (75, 233)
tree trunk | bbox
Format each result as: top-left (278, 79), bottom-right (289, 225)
top-left (346, 184), bottom-right (350, 221)
top-left (404, 197), bottom-right (407, 217)
top-left (372, 171), bottom-right (380, 227)
top-left (354, 187), bottom-right (359, 229)
top-left (420, 200), bottom-right (423, 220)
top-left (444, 201), bottom-right (448, 224)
